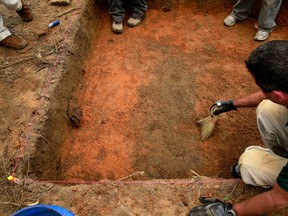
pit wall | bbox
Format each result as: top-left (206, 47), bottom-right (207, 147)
top-left (26, 0), bottom-right (288, 180)
top-left (25, 0), bottom-right (101, 179)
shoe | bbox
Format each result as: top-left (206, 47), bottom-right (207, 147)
top-left (231, 164), bottom-right (241, 178)
top-left (254, 30), bottom-right (270, 41)
top-left (112, 21), bottom-right (123, 34)
top-left (224, 15), bottom-right (236, 27)
top-left (0, 35), bottom-right (27, 49)
top-left (127, 16), bottom-right (145, 27)
top-left (17, 1), bottom-right (33, 22)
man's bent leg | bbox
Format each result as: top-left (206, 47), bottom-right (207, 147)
top-left (239, 146), bottom-right (288, 187)
top-left (256, 100), bottom-right (288, 157)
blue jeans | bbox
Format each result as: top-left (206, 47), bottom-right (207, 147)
top-left (231, 0), bottom-right (282, 32)
top-left (108, 0), bottom-right (147, 23)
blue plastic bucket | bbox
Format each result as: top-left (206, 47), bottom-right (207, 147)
top-left (12, 204), bottom-right (75, 216)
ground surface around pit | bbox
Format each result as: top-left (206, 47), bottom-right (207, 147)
top-left (1, 0), bottom-right (288, 215)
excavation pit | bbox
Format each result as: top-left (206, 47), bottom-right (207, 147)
top-left (2, 0), bottom-right (288, 184)
top-left (56, 1), bottom-right (288, 181)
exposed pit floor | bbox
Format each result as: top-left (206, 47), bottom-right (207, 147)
top-left (59, 4), bottom-right (286, 181)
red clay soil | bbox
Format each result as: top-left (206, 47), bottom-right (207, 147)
top-left (59, 4), bottom-right (288, 181)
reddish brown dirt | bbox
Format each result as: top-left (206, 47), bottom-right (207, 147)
top-left (59, 4), bottom-right (288, 181)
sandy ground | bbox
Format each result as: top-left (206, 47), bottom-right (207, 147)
top-left (1, 0), bottom-right (288, 215)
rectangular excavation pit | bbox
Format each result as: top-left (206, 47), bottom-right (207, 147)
top-left (16, 0), bottom-right (288, 182)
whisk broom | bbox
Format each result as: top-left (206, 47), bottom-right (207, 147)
top-left (197, 104), bottom-right (219, 141)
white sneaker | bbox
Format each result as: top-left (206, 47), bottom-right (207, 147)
top-left (224, 15), bottom-right (236, 27)
top-left (112, 21), bottom-right (123, 34)
top-left (127, 16), bottom-right (144, 27)
top-left (254, 30), bottom-right (270, 41)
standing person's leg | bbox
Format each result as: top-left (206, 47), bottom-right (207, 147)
top-left (0, 0), bottom-right (22, 11)
top-left (108, 0), bottom-right (125, 33)
top-left (0, 0), bottom-right (29, 49)
top-left (127, 0), bottom-right (147, 27)
top-left (0, 15), bottom-right (11, 41)
top-left (254, 0), bottom-right (282, 41)
top-left (1, 0), bottom-right (33, 21)
top-left (232, 0), bottom-right (255, 20)
top-left (108, 0), bottom-right (125, 23)
top-left (224, 0), bottom-right (255, 26)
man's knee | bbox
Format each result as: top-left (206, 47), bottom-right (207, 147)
top-left (238, 146), bottom-right (286, 187)
top-left (238, 146), bottom-right (268, 173)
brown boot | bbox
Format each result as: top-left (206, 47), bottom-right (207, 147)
top-left (17, 1), bottom-right (33, 22)
top-left (0, 35), bottom-right (27, 49)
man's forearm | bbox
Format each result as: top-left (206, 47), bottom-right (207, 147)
top-left (233, 183), bottom-right (288, 215)
top-left (233, 190), bottom-right (274, 215)
top-left (233, 91), bottom-right (266, 108)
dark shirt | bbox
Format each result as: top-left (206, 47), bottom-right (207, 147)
top-left (277, 162), bottom-right (288, 191)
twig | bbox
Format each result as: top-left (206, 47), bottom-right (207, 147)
top-left (190, 169), bottom-right (200, 177)
top-left (0, 202), bottom-right (21, 207)
top-left (229, 183), bottom-right (238, 195)
top-left (0, 57), bottom-right (35, 70)
top-left (33, 66), bottom-right (47, 74)
top-left (116, 171), bottom-right (145, 181)
top-left (39, 135), bottom-right (54, 150)
top-left (223, 183), bottom-right (238, 201)
top-left (55, 6), bottom-right (81, 18)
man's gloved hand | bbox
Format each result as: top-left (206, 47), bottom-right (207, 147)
top-left (188, 197), bottom-right (237, 216)
top-left (211, 100), bottom-right (237, 116)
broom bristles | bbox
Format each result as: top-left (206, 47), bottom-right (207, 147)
top-left (197, 114), bottom-right (218, 141)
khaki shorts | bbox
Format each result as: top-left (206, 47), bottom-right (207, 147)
top-left (238, 100), bottom-right (288, 187)
top-left (239, 146), bottom-right (287, 187)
